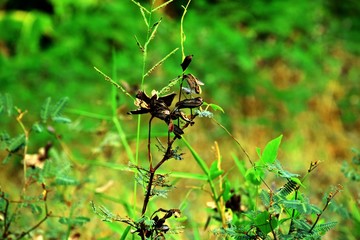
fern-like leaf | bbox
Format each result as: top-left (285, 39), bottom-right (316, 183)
top-left (7, 134), bottom-right (26, 152)
top-left (259, 189), bottom-right (270, 207)
top-left (52, 116), bottom-right (71, 123)
top-left (41, 97), bottom-right (52, 123)
top-left (312, 221), bottom-right (337, 235)
top-left (276, 179), bottom-right (297, 198)
top-left (1, 93), bottom-right (13, 116)
top-left (51, 97), bottom-right (69, 118)
top-left (267, 160), bottom-right (300, 179)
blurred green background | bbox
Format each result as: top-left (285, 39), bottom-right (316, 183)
top-left (1, 0), bottom-right (359, 239)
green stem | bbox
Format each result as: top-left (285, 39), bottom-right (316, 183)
top-left (180, 0), bottom-right (192, 60)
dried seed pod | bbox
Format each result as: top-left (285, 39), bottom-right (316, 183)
top-left (183, 74), bottom-right (204, 94)
top-left (173, 124), bottom-right (184, 137)
top-left (175, 97), bottom-right (203, 109)
top-left (180, 55), bottom-right (193, 71)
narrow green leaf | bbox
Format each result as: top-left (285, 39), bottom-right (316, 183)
top-left (55, 176), bottom-right (78, 185)
top-left (3, 93), bottom-right (13, 116)
top-left (51, 97), bottom-right (69, 118)
top-left (144, 18), bottom-right (162, 48)
top-left (139, 7), bottom-right (149, 28)
top-left (209, 160), bottom-right (223, 180)
top-left (131, 0), bottom-right (150, 14)
top-left (41, 97), bottom-right (52, 123)
top-left (182, 137), bottom-right (209, 175)
top-left (52, 116), bottom-right (71, 124)
top-left (260, 135), bottom-right (283, 164)
top-left (152, 0), bottom-right (174, 12)
top-left (120, 226), bottom-right (131, 240)
top-left (167, 171), bottom-right (207, 181)
top-left (32, 123), bottom-right (44, 133)
top-left (232, 153), bottom-right (247, 177)
top-left (144, 48), bottom-right (179, 77)
top-left (2, 154), bottom-right (12, 164)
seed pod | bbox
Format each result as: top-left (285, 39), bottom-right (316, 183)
top-left (175, 97), bottom-right (203, 109)
top-left (173, 124), bottom-right (184, 137)
top-left (171, 109), bottom-right (192, 123)
top-left (183, 74), bottom-right (204, 94)
top-left (180, 55), bottom-right (193, 71)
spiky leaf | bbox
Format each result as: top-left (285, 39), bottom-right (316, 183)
top-left (41, 97), bottom-right (52, 123)
top-left (7, 134), bottom-right (26, 152)
top-left (51, 97), bottom-right (69, 118)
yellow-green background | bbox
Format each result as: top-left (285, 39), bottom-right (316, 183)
top-left (1, 0), bottom-right (359, 239)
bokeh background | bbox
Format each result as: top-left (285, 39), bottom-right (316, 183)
top-left (1, 0), bottom-right (359, 239)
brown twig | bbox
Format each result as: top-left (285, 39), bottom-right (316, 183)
top-left (309, 184), bottom-right (342, 233)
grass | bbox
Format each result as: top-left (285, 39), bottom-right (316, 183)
top-left (1, 0), bottom-right (359, 239)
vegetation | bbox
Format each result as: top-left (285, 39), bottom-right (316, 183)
top-left (1, 0), bottom-right (359, 239)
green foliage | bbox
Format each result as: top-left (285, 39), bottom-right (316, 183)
top-left (0, 95), bottom-right (93, 239)
top-left (1, 0), bottom-right (356, 239)
top-left (342, 148), bottom-right (360, 181)
top-left (209, 136), bottom-right (341, 239)
top-left (41, 97), bottom-right (71, 124)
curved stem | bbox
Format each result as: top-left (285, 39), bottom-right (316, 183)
top-left (148, 116), bottom-right (154, 169)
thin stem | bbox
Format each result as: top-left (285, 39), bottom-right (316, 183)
top-left (142, 134), bottom-right (177, 215)
top-left (148, 117), bottom-right (154, 169)
top-left (269, 214), bottom-right (277, 240)
top-left (215, 141), bottom-right (227, 228)
top-left (15, 109), bottom-right (28, 192)
top-left (18, 208), bottom-right (52, 239)
top-left (180, 0), bottom-right (192, 60)
top-left (309, 185), bottom-right (342, 233)
top-left (142, 171), bottom-right (155, 215)
top-left (288, 188), bottom-right (300, 234)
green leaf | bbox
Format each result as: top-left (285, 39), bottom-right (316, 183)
top-left (32, 123), bottom-right (44, 133)
top-left (52, 116), bottom-right (71, 123)
top-left (7, 134), bottom-right (26, 152)
top-left (222, 179), bottom-right (232, 202)
top-left (260, 135), bottom-right (283, 164)
top-left (209, 160), bottom-right (223, 180)
top-left (2, 93), bottom-right (13, 116)
top-left (182, 137), bottom-right (209, 175)
top-left (254, 211), bottom-right (279, 235)
top-left (245, 168), bottom-right (263, 185)
top-left (2, 154), bottom-right (12, 164)
top-left (259, 189), bottom-right (270, 206)
top-left (232, 154), bottom-right (247, 178)
top-left (120, 226), bottom-right (131, 240)
top-left (55, 176), bottom-right (78, 185)
top-left (41, 97), bottom-right (52, 123)
top-left (51, 97), bottom-right (69, 118)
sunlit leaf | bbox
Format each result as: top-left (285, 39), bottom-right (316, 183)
top-left (260, 135), bottom-right (283, 164)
